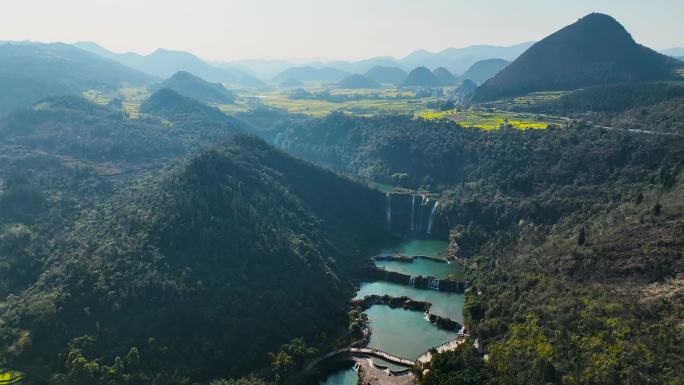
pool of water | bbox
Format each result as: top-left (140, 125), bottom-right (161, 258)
top-left (365, 306), bottom-right (458, 359)
top-left (321, 238), bottom-right (461, 383)
top-left (378, 239), bottom-right (450, 259)
top-left (354, 281), bottom-right (464, 321)
top-left (319, 368), bottom-right (358, 385)
top-left (374, 258), bottom-right (460, 279)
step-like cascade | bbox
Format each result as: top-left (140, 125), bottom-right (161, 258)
top-left (385, 192), bottom-right (392, 227)
top-left (427, 200), bottom-right (439, 234)
top-left (408, 275), bottom-right (416, 286)
top-left (428, 278), bottom-right (440, 290)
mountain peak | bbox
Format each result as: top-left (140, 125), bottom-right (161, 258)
top-left (473, 13), bottom-right (676, 101)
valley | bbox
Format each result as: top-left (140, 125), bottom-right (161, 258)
top-left (0, 6), bottom-right (683, 385)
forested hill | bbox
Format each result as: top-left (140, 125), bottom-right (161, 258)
top-left (155, 71), bottom-right (235, 104)
top-left (0, 42), bottom-right (154, 115)
top-left (474, 13), bottom-right (678, 101)
top-left (0, 134), bottom-right (391, 384)
top-left (140, 88), bottom-right (242, 125)
top-left (1, 94), bottom-right (239, 165)
top-left (276, 113), bottom-right (684, 193)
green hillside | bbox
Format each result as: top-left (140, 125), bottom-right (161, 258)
top-left (474, 13), bottom-right (678, 101)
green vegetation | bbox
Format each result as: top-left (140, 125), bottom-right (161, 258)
top-left (415, 109), bottom-right (557, 130)
top-left (155, 71), bottom-right (235, 103)
top-left (0, 368), bottom-right (24, 385)
top-left (0, 132), bottom-right (391, 383)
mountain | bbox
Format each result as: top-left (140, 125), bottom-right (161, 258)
top-left (75, 42), bottom-right (247, 82)
top-left (279, 78), bottom-right (304, 87)
top-left (237, 74), bottom-right (267, 88)
top-left (272, 66), bottom-right (350, 82)
top-left (0, 132), bottom-right (389, 383)
top-left (459, 58), bottom-right (509, 84)
top-left (364, 66), bottom-right (408, 85)
top-left (0, 42), bottom-right (153, 115)
top-left (402, 66), bottom-right (443, 87)
top-left (337, 74), bottom-right (380, 89)
top-left (400, 42), bottom-right (534, 74)
top-left (474, 13), bottom-right (678, 101)
top-left (140, 88), bottom-right (237, 123)
top-left (217, 59), bottom-right (294, 79)
top-left (433, 67), bottom-right (458, 85)
top-left (155, 71), bottom-right (234, 103)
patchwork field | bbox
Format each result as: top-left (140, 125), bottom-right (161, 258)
top-left (79, 84), bottom-right (568, 131)
top-left (0, 369), bottom-right (24, 385)
top-left (241, 86), bottom-right (439, 117)
top-left (415, 109), bottom-right (565, 130)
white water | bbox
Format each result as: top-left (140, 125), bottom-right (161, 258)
top-left (426, 200), bottom-right (439, 234)
top-left (385, 193), bottom-right (392, 227)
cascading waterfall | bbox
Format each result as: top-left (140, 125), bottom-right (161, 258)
top-left (410, 195), bottom-right (416, 231)
top-left (385, 193), bottom-right (392, 227)
top-left (428, 278), bottom-right (440, 290)
top-left (408, 276), bottom-right (416, 286)
top-left (426, 200), bottom-right (439, 234)
top-left (418, 195), bottom-right (428, 232)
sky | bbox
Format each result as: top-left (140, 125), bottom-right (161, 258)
top-left (0, 0), bottom-right (682, 62)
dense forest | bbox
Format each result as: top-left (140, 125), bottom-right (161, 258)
top-left (274, 111), bottom-right (684, 384)
top-left (0, 133), bottom-right (392, 384)
top-left (420, 170), bottom-right (684, 385)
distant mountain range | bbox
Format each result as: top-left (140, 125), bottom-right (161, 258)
top-left (71, 41), bottom-right (536, 84)
top-left (272, 66), bottom-right (350, 82)
top-left (474, 13), bottom-right (679, 101)
top-left (216, 43), bottom-right (535, 79)
top-left (75, 42), bottom-right (250, 83)
top-left (0, 42), bottom-right (153, 115)
top-left (399, 42), bottom-right (534, 75)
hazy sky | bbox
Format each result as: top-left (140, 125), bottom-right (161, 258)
top-left (1, 0), bottom-right (682, 61)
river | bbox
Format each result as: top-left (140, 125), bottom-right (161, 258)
top-left (320, 240), bottom-right (464, 385)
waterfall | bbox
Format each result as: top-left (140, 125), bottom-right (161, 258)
top-left (385, 193), bottom-right (392, 227)
top-left (408, 276), bottom-right (416, 286)
top-left (410, 195), bottom-right (416, 231)
top-left (428, 278), bottom-right (440, 290)
top-left (427, 200), bottom-right (439, 234)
